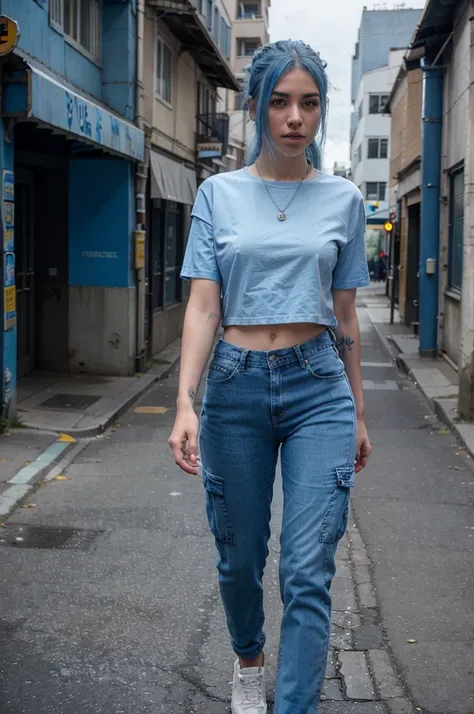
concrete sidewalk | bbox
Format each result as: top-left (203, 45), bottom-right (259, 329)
top-left (361, 285), bottom-right (474, 460)
top-left (12, 339), bottom-right (181, 438)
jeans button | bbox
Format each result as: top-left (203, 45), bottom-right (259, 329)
top-left (269, 354), bottom-right (276, 361)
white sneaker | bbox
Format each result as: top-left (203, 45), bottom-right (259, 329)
top-left (231, 659), bottom-right (267, 713)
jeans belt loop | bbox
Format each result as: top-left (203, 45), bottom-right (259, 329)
top-left (239, 349), bottom-right (250, 372)
top-left (293, 344), bottom-right (306, 369)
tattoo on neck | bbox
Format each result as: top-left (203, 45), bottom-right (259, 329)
top-left (188, 387), bottom-right (196, 403)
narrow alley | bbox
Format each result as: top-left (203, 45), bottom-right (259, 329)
top-left (0, 289), bottom-right (472, 714)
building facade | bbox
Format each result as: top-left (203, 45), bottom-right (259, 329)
top-left (221, 0), bottom-right (270, 169)
top-left (386, 64), bottom-right (423, 330)
top-left (350, 7), bottom-right (422, 243)
top-left (405, 0), bottom-right (474, 419)
top-left (139, 0), bottom-right (238, 360)
top-left (0, 0), bottom-right (145, 418)
top-left (0, 0), bottom-right (238, 419)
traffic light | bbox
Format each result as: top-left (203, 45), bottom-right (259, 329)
top-left (384, 221), bottom-right (394, 233)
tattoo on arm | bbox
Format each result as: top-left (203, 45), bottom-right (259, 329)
top-left (208, 312), bottom-right (219, 322)
top-left (188, 387), bottom-right (196, 403)
top-left (335, 332), bottom-right (355, 358)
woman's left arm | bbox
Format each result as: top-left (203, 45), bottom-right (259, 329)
top-left (333, 288), bottom-right (372, 473)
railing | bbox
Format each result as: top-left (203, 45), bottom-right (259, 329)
top-left (196, 113), bottom-right (229, 156)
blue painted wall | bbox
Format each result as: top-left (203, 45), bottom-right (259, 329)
top-left (1, 0), bottom-right (102, 98)
top-left (69, 158), bottom-right (135, 288)
top-left (351, 9), bottom-right (422, 102)
top-left (102, 2), bottom-right (137, 120)
top-left (0, 121), bottom-right (17, 416)
top-left (0, 0), bottom-right (137, 118)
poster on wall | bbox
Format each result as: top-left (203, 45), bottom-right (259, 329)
top-left (3, 171), bottom-right (14, 201)
top-left (4, 200), bottom-right (14, 228)
top-left (3, 228), bottom-right (13, 252)
top-left (4, 252), bottom-right (16, 331)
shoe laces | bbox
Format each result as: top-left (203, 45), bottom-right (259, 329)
top-left (239, 672), bottom-right (263, 707)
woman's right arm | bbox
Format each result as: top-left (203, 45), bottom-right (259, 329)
top-left (168, 278), bottom-right (221, 474)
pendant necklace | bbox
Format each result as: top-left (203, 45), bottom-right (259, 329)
top-left (255, 161), bottom-right (312, 221)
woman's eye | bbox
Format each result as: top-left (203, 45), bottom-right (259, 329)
top-left (271, 98), bottom-right (285, 107)
top-left (304, 100), bottom-right (319, 108)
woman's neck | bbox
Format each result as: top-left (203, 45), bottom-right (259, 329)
top-left (252, 151), bottom-right (311, 182)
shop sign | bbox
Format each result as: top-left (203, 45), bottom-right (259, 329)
top-left (29, 66), bottom-right (145, 162)
top-left (197, 142), bottom-right (223, 159)
top-left (0, 15), bottom-right (20, 57)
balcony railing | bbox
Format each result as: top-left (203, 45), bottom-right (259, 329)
top-left (196, 113), bottom-right (229, 159)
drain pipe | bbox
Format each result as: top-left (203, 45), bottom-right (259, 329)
top-left (135, 0), bottom-right (150, 373)
top-left (418, 58), bottom-right (444, 358)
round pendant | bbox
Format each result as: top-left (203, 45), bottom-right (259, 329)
top-left (278, 212), bottom-right (286, 221)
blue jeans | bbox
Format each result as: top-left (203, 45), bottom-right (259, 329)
top-left (199, 331), bottom-right (356, 714)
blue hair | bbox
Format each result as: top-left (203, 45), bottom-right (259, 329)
top-left (244, 40), bottom-right (328, 170)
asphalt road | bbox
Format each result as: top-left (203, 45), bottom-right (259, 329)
top-left (0, 305), bottom-right (472, 714)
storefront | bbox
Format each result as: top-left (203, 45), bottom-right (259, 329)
top-left (146, 149), bottom-right (196, 356)
top-left (1, 59), bottom-right (144, 416)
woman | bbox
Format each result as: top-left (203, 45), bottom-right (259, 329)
top-left (168, 40), bottom-right (372, 714)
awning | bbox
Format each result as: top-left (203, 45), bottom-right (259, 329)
top-left (150, 150), bottom-right (197, 205)
top-left (2, 58), bottom-right (145, 162)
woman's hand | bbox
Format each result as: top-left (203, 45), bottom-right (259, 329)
top-left (168, 406), bottom-right (200, 475)
top-left (355, 418), bottom-right (371, 473)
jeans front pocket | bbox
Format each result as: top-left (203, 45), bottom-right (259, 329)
top-left (202, 468), bottom-right (234, 544)
top-left (304, 345), bottom-right (345, 380)
top-left (206, 356), bottom-right (240, 385)
top-left (319, 466), bottom-right (355, 544)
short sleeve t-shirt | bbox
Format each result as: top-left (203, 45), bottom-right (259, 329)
top-left (180, 168), bottom-right (370, 328)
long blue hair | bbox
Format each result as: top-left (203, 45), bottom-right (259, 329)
top-left (244, 40), bottom-right (328, 170)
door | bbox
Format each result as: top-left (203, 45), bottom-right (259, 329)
top-left (15, 169), bottom-right (35, 377)
top-left (405, 203), bottom-right (421, 329)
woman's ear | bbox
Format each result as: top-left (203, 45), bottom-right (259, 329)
top-left (247, 96), bottom-right (256, 121)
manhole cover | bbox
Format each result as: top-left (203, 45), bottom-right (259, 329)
top-left (38, 394), bottom-right (100, 411)
top-left (0, 524), bottom-right (103, 550)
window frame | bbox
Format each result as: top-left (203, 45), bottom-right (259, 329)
top-left (448, 165), bottom-right (464, 293)
top-left (369, 93), bottom-right (389, 114)
top-left (366, 182), bottom-right (386, 201)
top-left (367, 137), bottom-right (389, 159)
top-left (50, 0), bottom-right (101, 65)
top-left (239, 38), bottom-right (260, 57)
top-left (155, 36), bottom-right (173, 107)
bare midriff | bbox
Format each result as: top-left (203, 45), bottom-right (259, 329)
top-left (222, 323), bottom-right (327, 351)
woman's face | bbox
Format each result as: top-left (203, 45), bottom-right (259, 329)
top-left (262, 68), bottom-right (322, 158)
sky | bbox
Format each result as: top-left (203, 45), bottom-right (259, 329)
top-left (269, 0), bottom-right (427, 172)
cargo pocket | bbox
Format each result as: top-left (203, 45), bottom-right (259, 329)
top-left (319, 466), bottom-right (355, 544)
top-left (202, 469), bottom-right (234, 544)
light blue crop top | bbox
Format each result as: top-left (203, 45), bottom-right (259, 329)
top-left (180, 168), bottom-right (370, 327)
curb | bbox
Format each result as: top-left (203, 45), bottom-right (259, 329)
top-left (16, 345), bottom-right (181, 438)
top-left (347, 519), bottom-right (417, 714)
top-left (0, 438), bottom-right (85, 519)
top-left (397, 354), bottom-right (474, 461)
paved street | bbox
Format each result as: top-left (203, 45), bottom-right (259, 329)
top-left (0, 294), bottom-right (473, 713)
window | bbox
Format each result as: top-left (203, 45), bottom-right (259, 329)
top-left (368, 137), bottom-right (388, 159)
top-left (354, 144), bottom-right (362, 166)
top-left (448, 168), bottom-right (464, 291)
top-left (207, 0), bottom-right (213, 31)
top-left (366, 182), bottom-right (386, 201)
top-left (238, 3), bottom-right (261, 18)
top-left (50, 0), bottom-right (100, 62)
top-left (239, 39), bottom-right (260, 56)
top-left (369, 93), bottom-right (389, 114)
top-left (213, 7), bottom-right (219, 41)
top-left (358, 101), bottom-right (363, 120)
top-left (156, 38), bottom-right (173, 104)
top-left (150, 200), bottom-right (184, 310)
